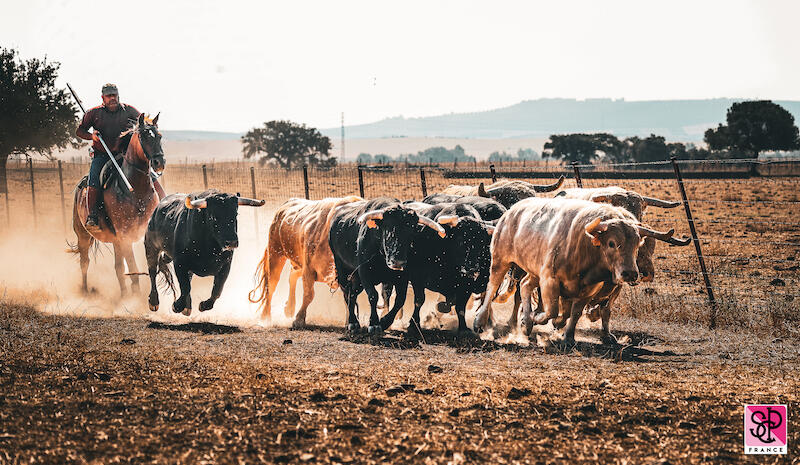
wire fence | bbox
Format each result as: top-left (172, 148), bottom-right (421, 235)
top-left (1, 156), bottom-right (798, 334)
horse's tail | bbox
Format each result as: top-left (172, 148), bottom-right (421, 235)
top-left (248, 246), bottom-right (270, 313)
top-left (157, 253), bottom-right (176, 297)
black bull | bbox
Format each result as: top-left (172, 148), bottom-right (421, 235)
top-left (328, 198), bottom-right (446, 335)
top-left (144, 190), bottom-right (264, 316)
top-left (380, 202), bottom-right (495, 337)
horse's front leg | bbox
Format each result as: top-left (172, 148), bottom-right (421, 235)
top-left (112, 242), bottom-right (127, 296)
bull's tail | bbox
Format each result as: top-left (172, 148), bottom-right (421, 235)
top-left (157, 253), bottom-right (176, 297)
top-left (248, 246), bottom-right (270, 314)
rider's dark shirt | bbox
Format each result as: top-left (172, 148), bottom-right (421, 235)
top-left (78, 104), bottom-right (140, 155)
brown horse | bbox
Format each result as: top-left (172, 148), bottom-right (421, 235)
top-left (70, 113), bottom-right (166, 295)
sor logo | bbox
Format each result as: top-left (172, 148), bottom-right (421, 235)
top-left (744, 404), bottom-right (787, 455)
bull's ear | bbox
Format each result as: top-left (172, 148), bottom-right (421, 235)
top-left (591, 194), bottom-right (609, 204)
top-left (185, 195), bottom-right (194, 209)
top-left (477, 183), bottom-right (489, 198)
top-left (486, 225), bottom-right (495, 236)
top-left (584, 217), bottom-right (608, 247)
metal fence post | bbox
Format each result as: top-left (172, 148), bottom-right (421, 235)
top-left (57, 160), bottom-right (66, 233)
top-left (250, 166), bottom-right (259, 238)
top-left (671, 157), bottom-right (717, 328)
top-left (489, 164), bottom-right (497, 183)
top-left (572, 161), bottom-right (583, 188)
top-left (302, 164), bottom-right (310, 200)
top-left (28, 158), bottom-right (37, 229)
top-left (202, 164), bottom-right (208, 189)
top-left (357, 165), bottom-right (365, 198)
top-left (419, 168), bottom-right (428, 198)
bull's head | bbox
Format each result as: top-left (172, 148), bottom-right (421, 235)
top-left (359, 205), bottom-right (445, 271)
top-left (184, 192), bottom-right (265, 251)
top-left (636, 225), bottom-right (692, 283)
top-left (437, 215), bottom-right (494, 285)
top-left (585, 217), bottom-right (642, 284)
top-left (591, 190), bottom-right (681, 221)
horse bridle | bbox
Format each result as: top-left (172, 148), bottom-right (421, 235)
top-left (131, 124), bottom-right (164, 175)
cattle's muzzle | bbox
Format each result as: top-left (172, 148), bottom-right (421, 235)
top-left (387, 260), bottom-right (406, 271)
top-left (621, 269), bottom-right (639, 284)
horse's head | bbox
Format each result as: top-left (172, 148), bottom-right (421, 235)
top-left (132, 113), bottom-right (165, 174)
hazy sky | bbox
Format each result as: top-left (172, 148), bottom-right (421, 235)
top-left (2, 0), bottom-right (798, 132)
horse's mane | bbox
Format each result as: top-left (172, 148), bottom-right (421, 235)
top-left (118, 114), bottom-right (156, 154)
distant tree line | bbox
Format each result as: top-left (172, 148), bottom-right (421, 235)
top-left (544, 101), bottom-right (800, 165)
top-left (357, 145), bottom-right (542, 164)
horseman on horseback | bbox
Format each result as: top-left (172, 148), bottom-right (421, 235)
top-left (75, 83), bottom-right (165, 232)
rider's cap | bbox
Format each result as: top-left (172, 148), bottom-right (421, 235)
top-left (101, 83), bottom-right (118, 96)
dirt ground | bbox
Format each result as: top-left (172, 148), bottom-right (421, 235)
top-left (1, 295), bottom-right (798, 464)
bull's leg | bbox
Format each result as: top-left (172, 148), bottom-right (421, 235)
top-left (600, 285), bottom-right (622, 345)
top-left (112, 242), bottom-right (128, 296)
top-left (345, 284), bottom-right (361, 332)
top-left (200, 259), bottom-right (231, 312)
top-left (172, 261), bottom-right (193, 316)
top-left (284, 267), bottom-right (301, 318)
top-left (534, 287), bottom-right (544, 315)
top-left (518, 275), bottom-right (538, 335)
top-left (292, 269), bottom-right (317, 329)
top-left (472, 259), bottom-right (510, 333)
top-left (122, 242), bottom-right (140, 294)
top-left (552, 297), bottom-right (571, 329)
top-left (378, 283), bottom-right (392, 310)
top-left (454, 290), bottom-right (473, 335)
top-left (261, 253), bottom-right (287, 321)
top-left (379, 279), bottom-right (408, 330)
top-left (145, 241), bottom-right (160, 311)
top-left (533, 278), bottom-right (560, 325)
top-left (406, 281), bottom-right (426, 340)
top-left (563, 297), bottom-right (593, 344)
top-left (364, 284), bottom-right (382, 336)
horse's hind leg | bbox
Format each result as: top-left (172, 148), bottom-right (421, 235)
top-left (122, 242), bottom-right (140, 293)
top-left (112, 242), bottom-right (127, 296)
top-left (77, 232), bottom-right (92, 294)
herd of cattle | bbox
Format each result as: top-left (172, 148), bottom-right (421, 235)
top-left (144, 176), bottom-right (693, 345)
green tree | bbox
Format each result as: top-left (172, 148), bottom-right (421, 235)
top-left (543, 133), bottom-right (621, 165)
top-left (373, 154), bottom-right (392, 164)
top-left (242, 120), bottom-right (335, 168)
top-left (704, 101), bottom-right (800, 157)
top-left (488, 151), bottom-right (513, 162)
top-left (516, 148), bottom-right (539, 160)
top-left (356, 153), bottom-right (373, 164)
top-left (0, 48), bottom-right (80, 193)
top-left (629, 134), bottom-right (669, 162)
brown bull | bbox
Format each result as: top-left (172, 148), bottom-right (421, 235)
top-left (473, 198), bottom-right (677, 344)
top-left (441, 177), bottom-right (565, 208)
top-left (249, 196), bottom-right (363, 327)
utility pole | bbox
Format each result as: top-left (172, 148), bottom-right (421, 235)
top-left (341, 112), bottom-right (345, 163)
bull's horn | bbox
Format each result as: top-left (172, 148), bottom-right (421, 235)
top-left (477, 183), bottom-right (489, 198)
top-left (533, 175), bottom-right (565, 193)
top-left (185, 196), bottom-right (207, 209)
top-left (486, 225), bottom-right (496, 236)
top-left (437, 215), bottom-right (460, 226)
top-left (642, 196), bottom-right (681, 208)
top-left (637, 225), bottom-right (675, 241)
top-left (418, 215), bottom-right (447, 238)
top-left (666, 235), bottom-right (692, 246)
top-left (238, 197), bottom-right (266, 207)
top-left (357, 209), bottom-right (384, 229)
top-left (584, 217), bottom-right (607, 246)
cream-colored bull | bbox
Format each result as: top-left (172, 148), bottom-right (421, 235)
top-left (441, 177), bottom-right (565, 208)
top-left (473, 197), bottom-right (676, 344)
top-left (249, 196), bottom-right (363, 327)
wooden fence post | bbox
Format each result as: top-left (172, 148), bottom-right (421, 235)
top-left (572, 161), bottom-right (583, 188)
top-left (250, 166), bottom-right (259, 238)
top-left (489, 164), bottom-right (497, 183)
top-left (357, 165), bottom-right (365, 198)
top-left (58, 160), bottom-right (66, 233)
top-left (202, 164), bottom-right (208, 189)
top-left (302, 164), bottom-right (310, 200)
top-left (419, 168), bottom-right (428, 198)
top-left (28, 158), bottom-right (37, 229)
top-left (671, 157), bottom-right (717, 328)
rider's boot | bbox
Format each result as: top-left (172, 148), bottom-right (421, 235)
top-left (86, 186), bottom-right (101, 232)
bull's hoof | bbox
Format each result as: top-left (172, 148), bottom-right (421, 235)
top-left (291, 318), bottom-right (306, 330)
top-left (406, 322), bottom-right (422, 341)
top-left (149, 303), bottom-right (159, 312)
top-left (533, 312), bottom-right (551, 325)
top-left (199, 299), bottom-right (215, 312)
top-left (520, 316), bottom-right (534, 336)
top-left (601, 332), bottom-right (619, 346)
top-left (379, 314), bottom-right (397, 331)
top-left (172, 302), bottom-right (183, 313)
top-left (436, 301), bottom-right (452, 314)
top-left (368, 325), bottom-right (383, 338)
top-left (182, 307), bottom-right (192, 317)
top-left (346, 323), bottom-right (361, 334)
top-left (457, 327), bottom-right (477, 339)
